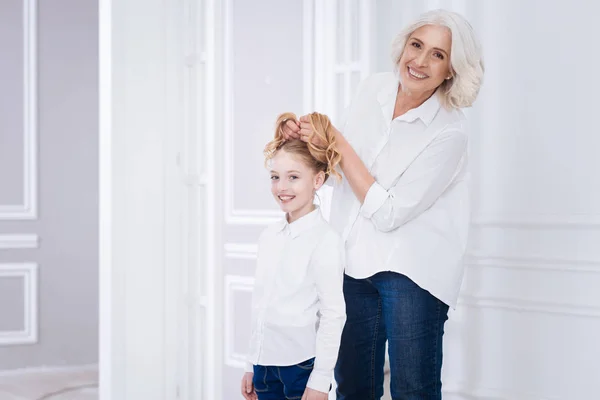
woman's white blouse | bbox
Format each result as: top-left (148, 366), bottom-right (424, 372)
top-left (329, 72), bottom-right (471, 308)
top-left (245, 207), bottom-right (346, 393)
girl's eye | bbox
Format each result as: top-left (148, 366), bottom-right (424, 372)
top-left (270, 176), bottom-right (279, 181)
top-left (433, 52), bottom-right (444, 60)
top-left (289, 175), bottom-right (298, 180)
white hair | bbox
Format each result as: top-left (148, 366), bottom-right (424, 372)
top-left (390, 9), bottom-right (484, 109)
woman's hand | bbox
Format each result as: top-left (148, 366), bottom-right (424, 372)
top-left (281, 118), bottom-right (301, 140)
top-left (301, 387), bottom-right (329, 400)
top-left (240, 372), bottom-right (257, 400)
top-left (298, 115), bottom-right (338, 147)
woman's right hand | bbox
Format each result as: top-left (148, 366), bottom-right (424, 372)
top-left (241, 372), bottom-right (257, 400)
top-left (281, 118), bottom-right (301, 140)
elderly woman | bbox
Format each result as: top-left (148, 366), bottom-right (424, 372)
top-left (283, 9), bottom-right (484, 400)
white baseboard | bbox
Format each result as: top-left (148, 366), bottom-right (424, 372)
top-left (0, 363), bottom-right (98, 377)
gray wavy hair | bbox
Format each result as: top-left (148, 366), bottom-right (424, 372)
top-left (391, 9), bottom-right (485, 109)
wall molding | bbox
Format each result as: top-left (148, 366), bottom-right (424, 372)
top-left (472, 214), bottom-right (600, 229)
top-left (0, 0), bottom-right (38, 220)
top-left (223, 275), bottom-right (254, 369)
top-left (224, 243), bottom-right (258, 260)
top-left (0, 234), bottom-right (39, 249)
top-left (302, 0), bottom-right (314, 115)
top-left (465, 253), bottom-right (600, 274)
top-left (0, 263), bottom-right (38, 345)
top-left (458, 294), bottom-right (600, 319)
top-left (443, 384), bottom-right (558, 400)
top-left (0, 363), bottom-right (97, 378)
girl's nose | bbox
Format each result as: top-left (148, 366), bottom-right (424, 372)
top-left (277, 180), bottom-right (289, 191)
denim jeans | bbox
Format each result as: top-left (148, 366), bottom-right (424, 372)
top-left (253, 358), bottom-right (315, 400)
top-left (334, 272), bottom-right (449, 400)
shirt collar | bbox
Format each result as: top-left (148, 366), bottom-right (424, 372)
top-left (275, 206), bottom-right (322, 238)
top-left (377, 76), bottom-right (441, 127)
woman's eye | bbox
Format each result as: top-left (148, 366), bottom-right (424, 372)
top-left (411, 42), bottom-right (421, 49)
top-left (289, 175), bottom-right (298, 180)
top-left (270, 176), bottom-right (279, 181)
top-left (433, 52), bottom-right (444, 60)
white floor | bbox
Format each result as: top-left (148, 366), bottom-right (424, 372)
top-left (0, 365), bottom-right (97, 400)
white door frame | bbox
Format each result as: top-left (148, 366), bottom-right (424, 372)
top-left (99, 0), bottom-right (182, 398)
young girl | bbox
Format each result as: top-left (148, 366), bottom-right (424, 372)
top-left (240, 112), bottom-right (346, 400)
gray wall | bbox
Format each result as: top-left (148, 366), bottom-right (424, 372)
top-left (0, 0), bottom-right (98, 369)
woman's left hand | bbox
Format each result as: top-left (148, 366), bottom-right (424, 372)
top-left (301, 387), bottom-right (329, 400)
top-left (298, 115), bottom-right (336, 147)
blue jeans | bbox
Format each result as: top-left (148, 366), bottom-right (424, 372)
top-left (253, 358), bottom-right (315, 400)
top-left (334, 272), bottom-right (449, 400)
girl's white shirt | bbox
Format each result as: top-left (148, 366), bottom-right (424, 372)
top-left (245, 206), bottom-right (346, 393)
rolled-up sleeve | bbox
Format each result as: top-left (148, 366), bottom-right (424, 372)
top-left (306, 232), bottom-right (347, 393)
top-left (360, 129), bottom-right (468, 232)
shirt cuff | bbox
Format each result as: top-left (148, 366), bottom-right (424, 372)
top-left (306, 371), bottom-right (332, 394)
top-left (244, 362), bottom-right (254, 373)
top-left (360, 181), bottom-right (389, 218)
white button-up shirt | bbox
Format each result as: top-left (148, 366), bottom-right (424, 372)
top-left (329, 72), bottom-right (470, 308)
top-left (245, 207), bottom-right (346, 393)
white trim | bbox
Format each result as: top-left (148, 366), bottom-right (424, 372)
top-left (0, 263), bottom-right (38, 346)
top-left (0, 0), bottom-right (38, 220)
top-left (359, 0), bottom-right (371, 81)
top-left (0, 363), bottom-right (97, 378)
top-left (205, 0), bottom-right (223, 399)
top-left (98, 0), bottom-right (112, 397)
top-left (472, 214), bottom-right (600, 228)
top-left (224, 275), bottom-right (255, 369)
top-left (180, 2), bottom-right (203, 399)
top-left (163, 2), bottom-right (184, 399)
top-left (224, 243), bottom-right (258, 260)
top-left (343, 0), bottom-right (351, 108)
top-left (465, 253), bottom-right (600, 274)
top-left (458, 294), bottom-right (600, 318)
top-left (179, 2), bottom-right (198, 399)
top-left (312, 0), bottom-right (326, 113)
top-left (324, 0), bottom-right (337, 118)
top-left (303, 0), bottom-right (314, 114)
top-left (0, 234), bottom-right (38, 249)
top-left (443, 385), bottom-right (558, 400)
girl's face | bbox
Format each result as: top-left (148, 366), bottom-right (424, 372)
top-left (269, 150), bottom-right (325, 222)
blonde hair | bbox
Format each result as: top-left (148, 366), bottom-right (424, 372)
top-left (264, 112), bottom-right (342, 182)
top-left (390, 9), bottom-right (484, 109)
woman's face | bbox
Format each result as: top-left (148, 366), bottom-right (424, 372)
top-left (399, 24), bottom-right (452, 95)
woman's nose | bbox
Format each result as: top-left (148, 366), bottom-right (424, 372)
top-left (416, 51), bottom-right (428, 67)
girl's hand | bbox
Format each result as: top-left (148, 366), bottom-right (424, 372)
top-left (240, 372), bottom-right (257, 400)
top-left (282, 118), bottom-right (301, 140)
top-left (301, 387), bottom-right (329, 400)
